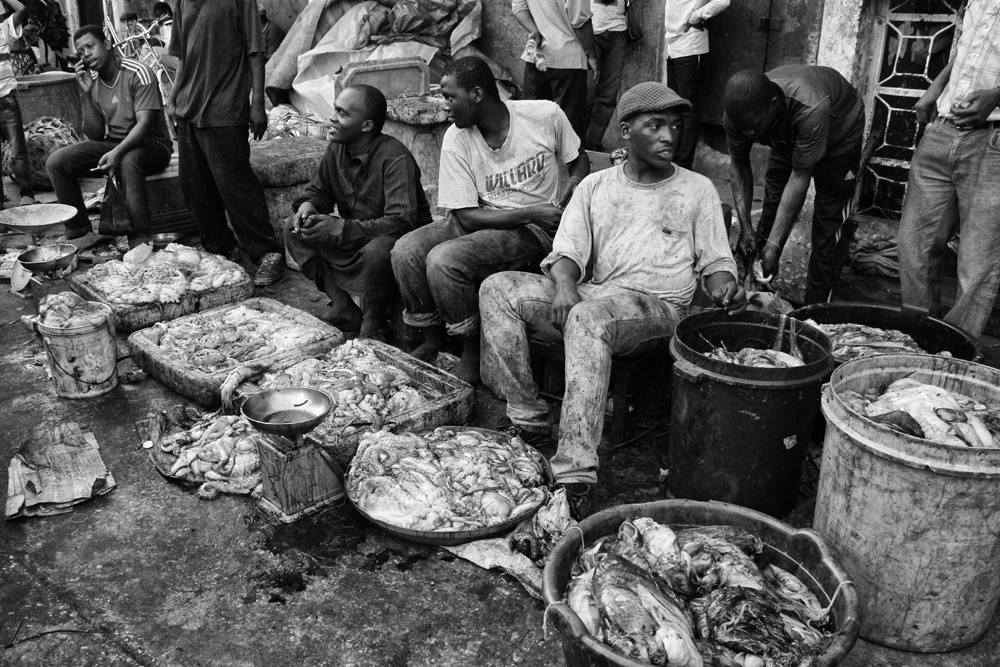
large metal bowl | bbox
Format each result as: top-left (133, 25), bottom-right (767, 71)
top-left (17, 243), bottom-right (78, 273)
top-left (241, 386), bottom-right (333, 437)
top-left (0, 203), bottom-right (77, 235)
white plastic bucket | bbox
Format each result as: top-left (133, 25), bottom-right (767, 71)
top-left (37, 303), bottom-right (119, 398)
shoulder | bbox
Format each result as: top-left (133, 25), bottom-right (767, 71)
top-left (441, 123), bottom-right (473, 152)
top-left (673, 167), bottom-right (721, 202)
top-left (510, 99), bottom-right (566, 122)
top-left (120, 59), bottom-right (156, 86)
top-left (374, 134), bottom-right (419, 164)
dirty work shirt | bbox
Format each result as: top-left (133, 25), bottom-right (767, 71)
top-left (541, 163), bottom-right (737, 306)
top-left (512, 0), bottom-right (591, 70)
top-left (0, 16), bottom-right (22, 98)
top-left (90, 59), bottom-right (171, 149)
top-left (725, 65), bottom-right (865, 170)
top-left (437, 99), bottom-right (580, 251)
top-left (168, 0), bottom-right (264, 127)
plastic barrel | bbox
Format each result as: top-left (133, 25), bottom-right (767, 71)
top-left (37, 303), bottom-right (119, 398)
top-left (542, 499), bottom-right (860, 667)
top-left (790, 302), bottom-right (983, 364)
top-left (15, 72), bottom-right (83, 131)
top-left (814, 354), bottom-right (1000, 651)
top-left (668, 311), bottom-right (833, 517)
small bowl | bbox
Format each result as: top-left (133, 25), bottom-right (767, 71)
top-left (151, 232), bottom-right (185, 250)
top-left (241, 386), bottom-right (334, 437)
top-left (17, 243), bottom-right (78, 273)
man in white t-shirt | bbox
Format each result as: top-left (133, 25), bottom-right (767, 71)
top-left (664, 0), bottom-right (729, 169)
top-left (391, 56), bottom-right (590, 385)
top-left (480, 82), bottom-right (745, 507)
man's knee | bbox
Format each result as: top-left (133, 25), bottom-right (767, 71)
top-left (390, 229), bottom-right (426, 269)
top-left (426, 242), bottom-right (467, 281)
top-left (362, 235), bottom-right (397, 263)
top-left (46, 147), bottom-right (73, 178)
top-left (564, 300), bottom-right (613, 338)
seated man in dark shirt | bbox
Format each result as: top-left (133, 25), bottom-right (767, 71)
top-left (285, 84), bottom-right (432, 339)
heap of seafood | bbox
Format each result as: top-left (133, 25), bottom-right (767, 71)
top-left (255, 340), bottom-right (437, 438)
top-left (37, 293), bottom-right (108, 329)
top-left (151, 305), bottom-right (328, 372)
top-left (839, 377), bottom-right (1000, 448)
top-left (806, 321), bottom-right (941, 363)
top-left (347, 427), bottom-right (548, 532)
top-left (154, 413), bottom-right (262, 499)
top-left (564, 521), bottom-right (838, 667)
top-left (76, 243), bottom-right (246, 305)
top-left (705, 315), bottom-right (806, 369)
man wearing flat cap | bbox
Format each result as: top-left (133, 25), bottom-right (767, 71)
top-left (480, 81), bottom-right (746, 508)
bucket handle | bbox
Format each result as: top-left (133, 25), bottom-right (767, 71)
top-left (42, 336), bottom-right (118, 387)
top-left (672, 357), bottom-right (706, 384)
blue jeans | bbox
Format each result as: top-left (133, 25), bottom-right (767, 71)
top-left (584, 29), bottom-right (627, 151)
top-left (898, 120), bottom-right (1000, 337)
top-left (46, 139), bottom-right (173, 240)
top-left (390, 215), bottom-right (547, 337)
top-left (0, 92), bottom-right (32, 197)
top-left (480, 272), bottom-right (678, 485)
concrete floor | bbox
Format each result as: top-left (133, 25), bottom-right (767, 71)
top-left (2, 220), bottom-right (1000, 665)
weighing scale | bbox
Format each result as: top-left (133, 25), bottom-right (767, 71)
top-left (1, 204), bottom-right (80, 310)
top-left (241, 387), bottom-right (346, 523)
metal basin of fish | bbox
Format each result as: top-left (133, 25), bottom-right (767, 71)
top-left (17, 243), bottom-right (78, 273)
top-left (151, 232), bottom-right (185, 250)
top-left (241, 386), bottom-right (333, 437)
top-left (542, 499), bottom-right (860, 667)
top-left (0, 203), bottom-right (77, 235)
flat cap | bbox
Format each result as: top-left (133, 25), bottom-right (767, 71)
top-left (617, 82), bottom-right (691, 122)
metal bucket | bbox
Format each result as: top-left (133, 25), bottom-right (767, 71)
top-left (668, 311), bottom-right (833, 517)
top-left (815, 354), bottom-right (1000, 651)
top-left (37, 303), bottom-right (119, 398)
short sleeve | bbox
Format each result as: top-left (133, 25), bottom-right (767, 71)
top-left (540, 173), bottom-right (597, 278)
top-left (791, 99), bottom-right (830, 169)
top-left (167, 2), bottom-right (182, 57)
top-left (437, 133), bottom-right (481, 210)
top-left (131, 65), bottom-right (164, 112)
top-left (552, 105), bottom-right (581, 164)
top-left (240, 0), bottom-right (266, 56)
top-left (511, 0), bottom-right (529, 14)
top-left (565, 0), bottom-right (593, 28)
top-left (724, 113), bottom-right (752, 161)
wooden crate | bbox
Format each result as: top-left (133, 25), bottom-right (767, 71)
top-left (127, 298), bottom-right (345, 407)
top-left (257, 434), bottom-right (345, 523)
top-left (236, 339), bottom-right (475, 470)
top-left (68, 270), bottom-right (254, 333)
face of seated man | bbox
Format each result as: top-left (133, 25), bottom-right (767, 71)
top-left (328, 88), bottom-right (374, 145)
top-left (622, 109), bottom-right (683, 174)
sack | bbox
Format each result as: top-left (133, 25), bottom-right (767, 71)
top-left (625, 0), bottom-right (643, 42)
top-left (98, 176), bottom-right (132, 236)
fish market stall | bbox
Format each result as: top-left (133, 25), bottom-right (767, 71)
top-left (543, 499), bottom-right (859, 667)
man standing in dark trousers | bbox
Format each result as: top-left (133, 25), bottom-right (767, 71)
top-left (513, 0), bottom-right (597, 140)
top-left (664, 0), bottom-right (729, 169)
top-left (725, 65), bottom-right (864, 304)
top-left (285, 85), bottom-right (431, 340)
top-left (167, 0), bottom-right (284, 286)
top-left (583, 0), bottom-right (626, 151)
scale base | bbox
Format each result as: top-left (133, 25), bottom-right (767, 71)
top-left (258, 494), bottom-right (344, 524)
top-left (256, 433), bottom-right (345, 524)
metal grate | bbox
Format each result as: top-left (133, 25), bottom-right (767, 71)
top-left (856, 0), bottom-right (964, 221)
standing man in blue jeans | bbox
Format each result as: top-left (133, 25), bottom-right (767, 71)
top-left (513, 0), bottom-right (598, 140)
top-left (664, 0), bottom-right (729, 169)
top-left (391, 56), bottom-right (589, 385)
top-left (898, 0), bottom-right (1000, 338)
top-left (47, 25), bottom-right (172, 250)
top-left (0, 0), bottom-right (36, 208)
top-left (167, 0), bottom-right (284, 286)
top-left (583, 0), bottom-right (626, 151)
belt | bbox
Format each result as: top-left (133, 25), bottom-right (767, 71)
top-left (943, 117), bottom-right (1000, 132)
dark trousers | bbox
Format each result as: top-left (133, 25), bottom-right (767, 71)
top-left (0, 92), bottom-right (33, 197)
top-left (46, 139), bottom-right (172, 239)
top-left (666, 55), bottom-right (701, 170)
top-left (584, 30), bottom-right (627, 151)
top-left (757, 145), bottom-right (863, 304)
top-left (176, 119), bottom-right (278, 263)
top-left (522, 62), bottom-right (589, 142)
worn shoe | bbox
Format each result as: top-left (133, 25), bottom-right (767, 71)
top-left (502, 424), bottom-right (553, 449)
top-left (254, 251), bottom-right (284, 286)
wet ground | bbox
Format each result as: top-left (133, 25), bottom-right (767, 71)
top-left (3, 190), bottom-right (1000, 666)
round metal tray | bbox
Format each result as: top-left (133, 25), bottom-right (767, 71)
top-left (347, 426), bottom-right (551, 546)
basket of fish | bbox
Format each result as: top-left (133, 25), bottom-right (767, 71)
top-left (68, 243), bottom-right (253, 332)
top-left (231, 339), bottom-right (475, 470)
top-left (127, 298), bottom-right (345, 407)
top-left (346, 426), bottom-right (551, 546)
top-left (543, 499), bottom-right (859, 667)
top-left (790, 302), bottom-right (982, 366)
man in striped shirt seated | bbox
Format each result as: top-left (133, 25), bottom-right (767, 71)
top-left (46, 24), bottom-right (173, 250)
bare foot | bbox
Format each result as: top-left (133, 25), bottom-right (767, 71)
top-left (60, 231), bottom-right (104, 251)
top-left (410, 340), bottom-right (443, 362)
top-left (451, 352), bottom-right (480, 385)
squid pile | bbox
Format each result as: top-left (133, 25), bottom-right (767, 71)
top-left (704, 315), bottom-right (806, 369)
top-left (839, 377), bottom-right (1000, 448)
top-left (37, 293), bottom-right (108, 329)
top-left (76, 243), bottom-right (246, 305)
top-left (256, 340), bottom-right (437, 437)
top-left (564, 520), bottom-right (838, 667)
top-left (151, 305), bottom-right (328, 372)
top-left (154, 413), bottom-right (263, 500)
top-left (806, 321), bottom-right (943, 364)
top-left (347, 427), bottom-right (548, 532)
